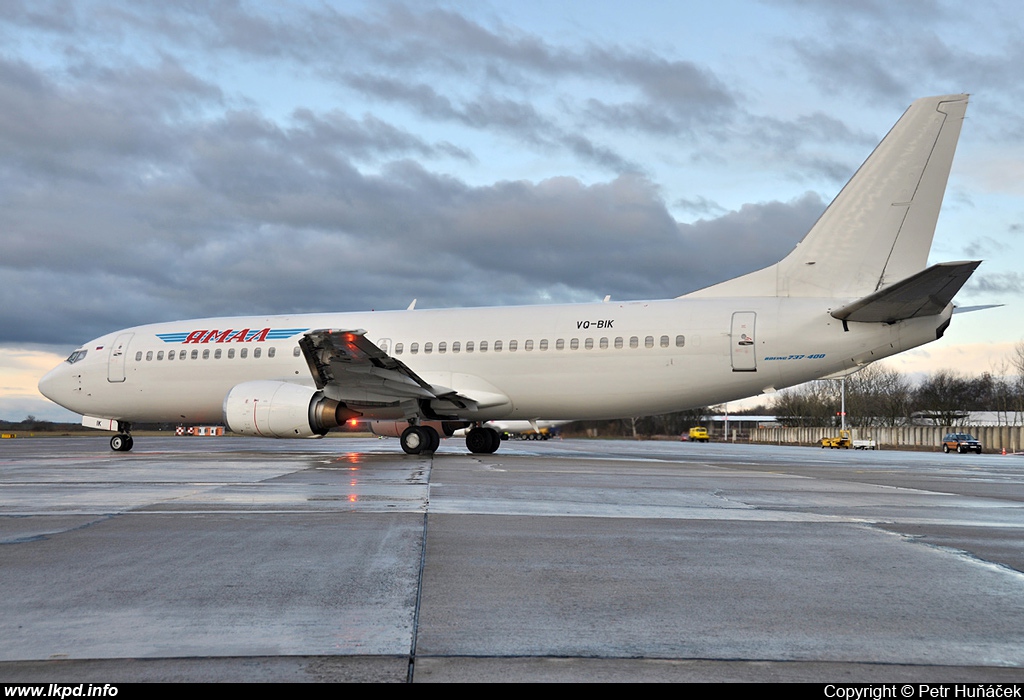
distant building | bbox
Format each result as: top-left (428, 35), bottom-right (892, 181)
top-left (912, 411), bottom-right (1024, 427)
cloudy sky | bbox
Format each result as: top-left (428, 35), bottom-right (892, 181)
top-left (3, 0), bottom-right (1023, 421)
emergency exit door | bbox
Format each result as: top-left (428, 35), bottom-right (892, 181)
top-left (730, 312), bottom-right (756, 372)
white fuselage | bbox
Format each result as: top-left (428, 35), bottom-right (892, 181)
top-left (38, 295), bottom-right (950, 425)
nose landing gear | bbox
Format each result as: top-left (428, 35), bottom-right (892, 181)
top-left (110, 422), bottom-right (134, 452)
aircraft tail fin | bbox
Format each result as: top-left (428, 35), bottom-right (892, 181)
top-left (685, 94), bottom-right (969, 300)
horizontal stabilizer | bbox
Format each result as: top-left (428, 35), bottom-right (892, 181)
top-left (830, 261), bottom-right (980, 323)
top-left (952, 304), bottom-right (1003, 314)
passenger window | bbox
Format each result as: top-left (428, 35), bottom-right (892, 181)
top-left (539, 339), bottom-right (547, 351)
top-left (394, 343), bottom-right (403, 355)
top-left (168, 350), bottom-right (175, 361)
top-left (410, 343), bottom-right (419, 354)
top-left (157, 351), bottom-right (164, 361)
top-left (600, 337), bottom-right (608, 349)
top-left (215, 349), bottom-right (222, 359)
top-left (240, 348), bottom-right (248, 359)
top-left (146, 351), bottom-right (153, 361)
top-left (424, 342), bottom-right (433, 354)
top-left (479, 340), bottom-right (488, 352)
top-left (135, 351), bottom-right (142, 361)
top-left (466, 341), bottom-right (474, 353)
top-left (525, 340), bottom-right (534, 351)
top-left (555, 339), bottom-right (564, 350)
top-left (293, 346), bottom-right (301, 357)
top-left (203, 349), bottom-right (210, 359)
top-left (268, 347), bottom-right (275, 358)
top-left (191, 349), bottom-right (199, 360)
top-left (585, 338), bottom-right (594, 349)
top-left (630, 336), bottom-right (639, 348)
top-left (494, 340), bottom-right (503, 352)
top-left (438, 342), bottom-right (447, 353)
top-left (228, 348), bottom-right (235, 359)
top-left (615, 337), bottom-right (623, 349)
top-left (645, 336), bottom-right (654, 348)
top-left (675, 335), bottom-right (685, 347)
top-left (253, 347), bottom-right (261, 359)
top-left (509, 340), bottom-right (518, 352)
top-left (453, 341), bottom-right (461, 353)
top-left (570, 338), bottom-right (579, 350)
top-left (660, 335), bottom-right (669, 348)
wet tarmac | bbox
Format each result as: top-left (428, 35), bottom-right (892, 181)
top-left (1, 436), bottom-right (1023, 682)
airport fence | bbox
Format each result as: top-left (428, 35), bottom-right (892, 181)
top-left (750, 424), bottom-right (1024, 453)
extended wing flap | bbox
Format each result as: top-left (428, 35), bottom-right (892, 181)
top-left (298, 330), bottom-right (509, 415)
top-left (830, 260), bottom-right (980, 323)
top-left (299, 329), bottom-right (436, 401)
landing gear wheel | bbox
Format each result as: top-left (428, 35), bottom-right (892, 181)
top-left (466, 427), bottom-right (500, 454)
top-left (400, 426), bottom-right (427, 455)
top-left (422, 426), bottom-right (440, 453)
top-left (110, 434), bottom-right (133, 452)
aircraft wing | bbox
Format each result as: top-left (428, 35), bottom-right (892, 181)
top-left (829, 261), bottom-right (981, 324)
top-left (298, 329), bottom-right (488, 413)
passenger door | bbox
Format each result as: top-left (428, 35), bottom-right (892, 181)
top-left (107, 333), bottom-right (134, 383)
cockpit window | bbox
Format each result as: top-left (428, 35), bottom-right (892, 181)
top-left (65, 349), bottom-right (88, 364)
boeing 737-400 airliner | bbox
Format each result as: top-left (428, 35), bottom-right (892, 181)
top-left (39, 95), bottom-right (977, 455)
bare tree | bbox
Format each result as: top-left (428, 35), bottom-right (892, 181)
top-left (845, 364), bottom-right (913, 427)
top-left (912, 370), bottom-right (973, 426)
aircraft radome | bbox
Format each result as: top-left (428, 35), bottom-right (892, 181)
top-left (39, 94), bottom-right (977, 455)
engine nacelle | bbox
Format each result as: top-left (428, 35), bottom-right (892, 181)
top-left (367, 420), bottom-right (467, 438)
top-left (223, 380), bottom-right (358, 438)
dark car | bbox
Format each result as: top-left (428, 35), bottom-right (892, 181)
top-left (942, 433), bottom-right (983, 454)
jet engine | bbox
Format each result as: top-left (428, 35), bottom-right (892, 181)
top-left (223, 380), bottom-right (359, 438)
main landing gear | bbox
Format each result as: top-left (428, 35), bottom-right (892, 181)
top-left (110, 423), bottom-right (134, 452)
top-left (466, 426), bottom-right (500, 454)
top-left (400, 424), bottom-right (441, 455)
top-left (399, 423), bottom-right (502, 455)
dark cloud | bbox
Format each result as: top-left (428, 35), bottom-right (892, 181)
top-left (674, 196), bottom-right (726, 217)
top-left (0, 0), bottom-right (79, 33)
top-left (31, 2), bottom-right (740, 164)
top-left (0, 125), bottom-right (825, 343)
top-left (791, 40), bottom-right (908, 101)
top-left (964, 272), bottom-right (1024, 297)
top-left (767, 0), bottom-right (948, 19)
top-left (962, 236), bottom-right (1008, 259)
top-left (0, 55), bottom-right (219, 183)
top-left (774, 1), bottom-right (1024, 107)
top-left (342, 74), bottom-right (640, 171)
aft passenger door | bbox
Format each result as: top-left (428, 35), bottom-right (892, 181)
top-left (107, 332), bottom-right (134, 383)
top-left (730, 312), bottom-right (756, 372)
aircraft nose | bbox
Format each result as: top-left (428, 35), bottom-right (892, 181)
top-left (38, 362), bottom-right (71, 407)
